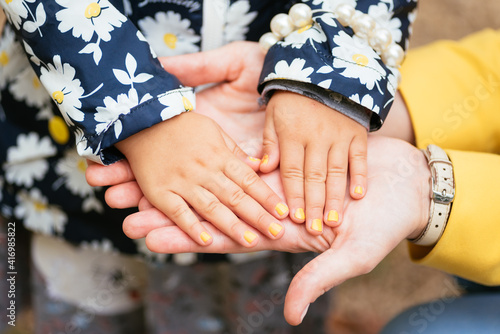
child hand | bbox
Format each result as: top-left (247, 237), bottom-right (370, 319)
top-left (116, 112), bottom-right (288, 247)
top-left (260, 91), bottom-right (367, 234)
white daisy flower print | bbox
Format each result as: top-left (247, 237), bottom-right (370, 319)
top-left (264, 58), bottom-right (313, 83)
top-left (224, 0), bottom-right (257, 43)
top-left (95, 88), bottom-right (152, 139)
top-left (55, 150), bottom-right (95, 197)
top-left (0, 28), bottom-right (29, 89)
top-left (349, 93), bottom-right (380, 114)
top-left (15, 188), bottom-right (68, 235)
top-left (281, 24), bottom-right (327, 49)
top-left (40, 55), bottom-right (85, 124)
top-left (55, 0), bottom-right (126, 42)
top-left (331, 32), bottom-right (386, 91)
top-left (368, 3), bottom-right (402, 43)
top-left (1, 0), bottom-right (31, 29)
top-left (312, 0), bottom-right (357, 12)
top-left (159, 89), bottom-right (196, 121)
top-left (9, 67), bottom-right (51, 108)
top-left (137, 11), bottom-right (200, 57)
top-left (5, 133), bottom-right (56, 187)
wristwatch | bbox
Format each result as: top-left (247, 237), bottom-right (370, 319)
top-left (409, 144), bottom-right (455, 246)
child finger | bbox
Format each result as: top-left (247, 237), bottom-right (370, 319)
top-left (304, 145), bottom-right (328, 235)
top-left (156, 192), bottom-right (214, 246)
top-left (220, 129), bottom-right (261, 171)
top-left (260, 109), bottom-right (280, 173)
top-left (187, 186), bottom-right (261, 247)
top-left (349, 135), bottom-right (368, 199)
top-left (279, 141), bottom-right (306, 223)
top-left (205, 172), bottom-right (284, 239)
top-left (223, 157), bottom-right (289, 220)
top-left (324, 146), bottom-right (349, 227)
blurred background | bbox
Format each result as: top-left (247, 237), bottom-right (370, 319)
top-left (2, 0), bottom-right (500, 333)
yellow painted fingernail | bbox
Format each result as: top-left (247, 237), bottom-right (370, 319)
top-left (327, 210), bottom-right (339, 223)
top-left (294, 208), bottom-right (305, 220)
top-left (261, 154), bottom-right (269, 165)
top-left (354, 186), bottom-right (363, 195)
top-left (269, 223), bottom-right (283, 237)
top-left (275, 202), bottom-right (289, 216)
top-left (311, 219), bottom-right (323, 232)
top-left (244, 231), bottom-right (257, 244)
top-left (200, 231), bottom-right (212, 243)
top-left (248, 156), bottom-right (261, 162)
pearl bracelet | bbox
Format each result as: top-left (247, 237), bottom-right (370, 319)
top-left (259, 3), bottom-right (405, 68)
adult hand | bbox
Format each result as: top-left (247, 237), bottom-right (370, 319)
top-left (88, 135), bottom-right (431, 326)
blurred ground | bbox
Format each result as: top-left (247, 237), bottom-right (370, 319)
top-left (328, 1), bottom-right (500, 333)
top-left (2, 0), bottom-right (500, 333)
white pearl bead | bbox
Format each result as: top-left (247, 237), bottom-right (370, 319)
top-left (336, 4), bottom-right (356, 26)
top-left (259, 32), bottom-right (280, 52)
top-left (383, 43), bottom-right (405, 67)
top-left (351, 13), bottom-right (376, 39)
top-left (369, 28), bottom-right (392, 53)
top-left (289, 3), bottom-right (313, 28)
top-left (270, 13), bottom-right (294, 38)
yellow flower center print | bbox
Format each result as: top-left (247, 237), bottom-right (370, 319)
top-left (34, 201), bottom-right (47, 212)
top-left (0, 51), bottom-right (9, 66)
top-left (85, 2), bottom-right (102, 19)
top-left (352, 54), bottom-right (369, 67)
top-left (77, 158), bottom-right (87, 173)
top-left (48, 116), bottom-right (70, 145)
top-left (163, 33), bottom-right (177, 49)
top-left (182, 96), bottom-right (193, 111)
top-left (5, 0), bottom-right (13, 4)
top-left (297, 24), bottom-right (312, 34)
top-left (33, 76), bottom-right (41, 89)
top-left (52, 91), bottom-right (64, 104)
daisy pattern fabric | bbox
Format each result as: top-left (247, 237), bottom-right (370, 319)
top-left (0, 0), bottom-right (416, 258)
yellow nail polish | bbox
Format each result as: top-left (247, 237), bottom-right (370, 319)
top-left (269, 223), bottom-right (283, 237)
top-left (261, 154), bottom-right (269, 165)
top-left (311, 219), bottom-right (323, 232)
top-left (327, 210), bottom-right (339, 223)
top-left (354, 186), bottom-right (363, 195)
top-left (294, 208), bottom-right (305, 220)
top-left (244, 231), bottom-right (257, 244)
top-left (275, 202), bottom-right (289, 216)
top-left (200, 231), bottom-right (212, 243)
top-left (248, 156), bottom-right (261, 162)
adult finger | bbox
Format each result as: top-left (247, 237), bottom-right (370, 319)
top-left (220, 129), bottom-right (261, 172)
top-left (105, 182), bottom-right (142, 209)
top-left (86, 159), bottom-right (135, 186)
top-left (123, 207), bottom-right (175, 239)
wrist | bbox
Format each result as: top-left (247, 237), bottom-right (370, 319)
top-left (407, 149), bottom-right (432, 240)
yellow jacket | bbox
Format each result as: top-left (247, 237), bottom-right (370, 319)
top-left (399, 29), bottom-right (500, 285)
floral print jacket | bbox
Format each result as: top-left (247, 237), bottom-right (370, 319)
top-left (0, 0), bottom-right (416, 257)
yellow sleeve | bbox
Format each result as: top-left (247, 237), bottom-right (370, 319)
top-left (399, 29), bottom-right (500, 285)
top-left (399, 29), bottom-right (500, 152)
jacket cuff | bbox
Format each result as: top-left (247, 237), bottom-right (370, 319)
top-left (260, 80), bottom-right (371, 130)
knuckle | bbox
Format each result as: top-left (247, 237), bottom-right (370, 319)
top-left (350, 150), bottom-right (367, 162)
top-left (203, 199), bottom-right (220, 215)
top-left (227, 188), bottom-right (247, 208)
top-left (281, 166), bottom-right (304, 181)
top-left (240, 172), bottom-right (260, 189)
top-left (169, 203), bottom-right (190, 219)
top-left (228, 220), bottom-right (241, 235)
top-left (305, 169), bottom-right (327, 183)
top-left (327, 164), bottom-right (347, 178)
top-left (255, 212), bottom-right (268, 228)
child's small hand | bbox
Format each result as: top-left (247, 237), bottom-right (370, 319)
top-left (116, 112), bottom-right (288, 247)
top-left (260, 91), bottom-right (367, 234)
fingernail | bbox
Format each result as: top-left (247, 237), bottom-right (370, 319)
top-left (244, 231), bottom-right (257, 244)
top-left (261, 154), bottom-right (269, 165)
top-left (269, 223), bottom-right (283, 237)
top-left (327, 210), bottom-right (339, 223)
top-left (200, 231), bottom-right (212, 243)
top-left (354, 186), bottom-right (363, 195)
top-left (248, 156), bottom-right (261, 162)
top-left (275, 202), bottom-right (289, 216)
top-left (294, 208), bottom-right (305, 220)
top-left (311, 219), bottom-right (323, 232)
top-left (300, 304), bottom-right (310, 322)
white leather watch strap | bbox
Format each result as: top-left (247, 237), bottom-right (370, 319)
top-left (409, 145), bottom-right (455, 246)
